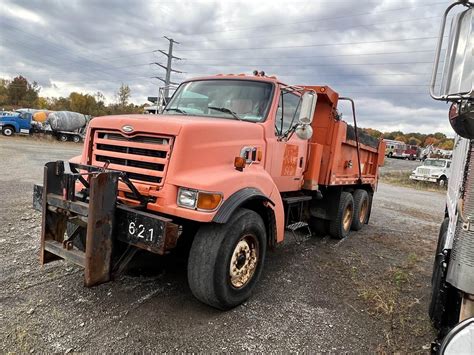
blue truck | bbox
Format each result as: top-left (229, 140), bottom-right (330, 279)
top-left (0, 110), bottom-right (88, 142)
top-left (0, 111), bottom-right (33, 136)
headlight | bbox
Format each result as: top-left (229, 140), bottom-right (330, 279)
top-left (177, 188), bottom-right (223, 211)
top-left (177, 188), bottom-right (198, 208)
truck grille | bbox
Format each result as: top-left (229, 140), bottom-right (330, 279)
top-left (417, 168), bottom-right (430, 176)
top-left (91, 130), bottom-right (173, 186)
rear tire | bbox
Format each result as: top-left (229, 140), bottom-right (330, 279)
top-left (187, 208), bottom-right (266, 310)
top-left (59, 134), bottom-right (68, 142)
top-left (329, 192), bottom-right (354, 239)
top-left (351, 189), bottom-right (369, 231)
top-left (72, 135), bottom-right (81, 143)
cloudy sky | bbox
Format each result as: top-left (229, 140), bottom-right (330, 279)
top-left (0, 0), bottom-right (459, 135)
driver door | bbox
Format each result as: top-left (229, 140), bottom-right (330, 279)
top-left (266, 87), bottom-right (308, 192)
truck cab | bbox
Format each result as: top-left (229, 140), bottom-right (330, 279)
top-left (34, 73), bottom-right (385, 310)
top-left (0, 111), bottom-right (32, 136)
top-left (410, 158), bottom-right (451, 186)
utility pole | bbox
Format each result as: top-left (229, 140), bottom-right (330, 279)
top-left (151, 36), bottom-right (182, 101)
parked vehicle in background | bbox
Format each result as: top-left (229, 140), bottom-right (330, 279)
top-left (33, 72), bottom-right (386, 310)
top-left (409, 158), bottom-right (451, 186)
top-left (383, 139), bottom-right (404, 157)
top-left (392, 143), bottom-right (420, 160)
top-left (0, 111), bottom-right (33, 136)
top-left (0, 109), bottom-right (89, 142)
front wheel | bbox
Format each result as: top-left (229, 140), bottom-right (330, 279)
top-left (187, 208), bottom-right (267, 310)
top-left (2, 126), bottom-right (14, 136)
top-left (438, 176), bottom-right (448, 188)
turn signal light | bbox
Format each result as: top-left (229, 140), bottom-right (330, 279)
top-left (234, 156), bottom-right (246, 171)
top-left (197, 192), bottom-right (223, 210)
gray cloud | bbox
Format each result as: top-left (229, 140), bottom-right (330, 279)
top-left (0, 0), bottom-right (456, 135)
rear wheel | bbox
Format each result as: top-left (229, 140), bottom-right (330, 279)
top-left (2, 126), bottom-right (14, 136)
top-left (58, 134), bottom-right (68, 142)
top-left (187, 208), bottom-right (266, 310)
top-left (329, 192), bottom-right (354, 239)
top-left (351, 189), bottom-right (369, 231)
top-left (72, 135), bottom-right (81, 143)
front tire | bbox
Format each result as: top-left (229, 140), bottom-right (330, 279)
top-left (187, 208), bottom-right (267, 310)
top-left (2, 126), bottom-right (14, 136)
top-left (329, 192), bottom-right (354, 239)
top-left (429, 217), bottom-right (461, 333)
top-left (438, 176), bottom-right (447, 188)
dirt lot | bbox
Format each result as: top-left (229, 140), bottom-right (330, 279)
top-left (0, 136), bottom-right (446, 352)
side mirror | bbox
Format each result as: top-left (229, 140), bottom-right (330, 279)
top-left (431, 5), bottom-right (473, 100)
top-left (295, 124), bottom-right (313, 140)
top-left (298, 91), bottom-right (317, 124)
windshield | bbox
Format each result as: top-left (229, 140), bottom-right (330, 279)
top-left (424, 159), bottom-right (446, 167)
top-left (164, 79), bottom-right (273, 122)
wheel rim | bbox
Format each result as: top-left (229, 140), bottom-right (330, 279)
top-left (343, 204), bottom-right (353, 231)
top-left (60, 136), bottom-right (67, 142)
top-left (359, 198), bottom-right (369, 224)
top-left (229, 234), bottom-right (259, 289)
top-left (4, 128), bottom-right (12, 136)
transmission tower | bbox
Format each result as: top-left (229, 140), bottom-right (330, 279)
top-left (151, 36), bottom-right (182, 99)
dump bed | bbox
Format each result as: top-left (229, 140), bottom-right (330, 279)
top-left (301, 86), bottom-right (385, 190)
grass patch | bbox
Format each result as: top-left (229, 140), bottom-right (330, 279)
top-left (380, 171), bottom-right (446, 193)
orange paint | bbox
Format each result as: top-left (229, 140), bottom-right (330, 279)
top-left (281, 144), bottom-right (298, 176)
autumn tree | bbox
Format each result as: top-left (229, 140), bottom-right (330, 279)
top-left (117, 84), bottom-right (131, 108)
top-left (7, 75), bottom-right (40, 107)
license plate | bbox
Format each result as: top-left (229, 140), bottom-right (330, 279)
top-left (115, 205), bottom-right (178, 254)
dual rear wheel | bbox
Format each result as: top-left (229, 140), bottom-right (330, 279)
top-left (314, 189), bottom-right (370, 239)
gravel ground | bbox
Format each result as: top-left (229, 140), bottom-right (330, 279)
top-left (0, 136), bottom-right (445, 352)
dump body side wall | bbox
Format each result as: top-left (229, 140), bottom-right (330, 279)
top-left (301, 85), bottom-right (384, 190)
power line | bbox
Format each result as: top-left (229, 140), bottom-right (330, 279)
top-left (177, 36), bottom-right (441, 52)
top-left (184, 15), bottom-right (442, 44)
top-left (180, 1), bottom-right (447, 36)
top-left (180, 61), bottom-right (437, 67)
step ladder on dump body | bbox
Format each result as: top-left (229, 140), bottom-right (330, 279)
top-left (36, 161), bottom-right (120, 287)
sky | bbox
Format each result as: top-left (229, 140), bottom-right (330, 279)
top-left (0, 0), bottom-right (460, 135)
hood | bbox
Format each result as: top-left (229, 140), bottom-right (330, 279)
top-left (88, 114), bottom-right (261, 137)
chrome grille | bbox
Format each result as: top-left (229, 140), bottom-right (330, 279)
top-left (417, 168), bottom-right (431, 176)
top-left (447, 141), bottom-right (474, 294)
top-left (91, 130), bottom-right (173, 187)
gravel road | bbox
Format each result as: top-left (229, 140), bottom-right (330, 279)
top-left (0, 136), bottom-right (445, 352)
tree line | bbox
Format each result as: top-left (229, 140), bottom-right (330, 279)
top-left (361, 128), bottom-right (454, 150)
top-left (0, 75), bottom-right (144, 116)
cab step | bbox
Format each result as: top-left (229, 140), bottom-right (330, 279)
top-left (282, 195), bottom-right (313, 243)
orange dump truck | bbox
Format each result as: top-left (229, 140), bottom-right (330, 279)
top-left (33, 72), bottom-right (385, 310)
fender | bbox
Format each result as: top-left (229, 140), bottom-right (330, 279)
top-left (213, 187), bottom-right (274, 223)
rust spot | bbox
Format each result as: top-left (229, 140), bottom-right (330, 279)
top-left (281, 144), bottom-right (298, 176)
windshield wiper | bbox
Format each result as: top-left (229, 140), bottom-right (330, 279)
top-left (208, 106), bottom-right (242, 121)
top-left (164, 107), bottom-right (188, 114)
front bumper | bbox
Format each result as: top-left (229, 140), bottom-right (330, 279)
top-left (409, 175), bottom-right (438, 183)
top-left (33, 161), bottom-right (180, 287)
